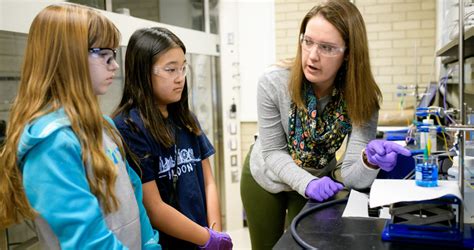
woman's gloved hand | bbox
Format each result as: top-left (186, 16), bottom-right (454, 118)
top-left (199, 227), bottom-right (233, 250)
top-left (365, 139), bottom-right (412, 172)
top-left (305, 177), bottom-right (344, 202)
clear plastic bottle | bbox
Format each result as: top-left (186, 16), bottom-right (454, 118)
top-left (417, 126), bottom-right (437, 151)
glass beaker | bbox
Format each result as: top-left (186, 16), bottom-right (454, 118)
top-left (414, 155), bottom-right (438, 187)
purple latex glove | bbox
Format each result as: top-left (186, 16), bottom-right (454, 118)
top-left (305, 176), bottom-right (344, 202)
top-left (199, 227), bottom-right (233, 250)
top-left (365, 139), bottom-right (412, 172)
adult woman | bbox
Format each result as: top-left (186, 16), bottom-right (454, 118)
top-left (0, 3), bottom-right (160, 249)
top-left (240, 1), bottom-right (410, 249)
top-left (113, 27), bottom-right (232, 250)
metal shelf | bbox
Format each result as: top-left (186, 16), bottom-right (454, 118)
top-left (437, 26), bottom-right (474, 64)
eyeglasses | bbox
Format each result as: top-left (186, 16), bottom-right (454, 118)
top-left (88, 48), bottom-right (117, 65)
top-left (153, 63), bottom-right (188, 80)
top-left (300, 34), bottom-right (345, 57)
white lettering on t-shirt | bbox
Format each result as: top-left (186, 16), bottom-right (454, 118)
top-left (158, 147), bottom-right (201, 179)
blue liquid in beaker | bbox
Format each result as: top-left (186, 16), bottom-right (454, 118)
top-left (415, 163), bottom-right (438, 187)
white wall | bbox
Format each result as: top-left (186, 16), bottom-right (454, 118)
top-left (0, 0), bottom-right (63, 34)
top-left (218, 0), bottom-right (275, 230)
top-left (238, 0), bottom-right (275, 122)
top-left (218, 0), bottom-right (242, 232)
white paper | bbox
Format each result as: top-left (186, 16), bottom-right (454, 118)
top-left (369, 179), bottom-right (462, 208)
top-left (377, 126), bottom-right (408, 132)
top-left (342, 190), bottom-right (369, 218)
top-left (379, 207), bottom-right (391, 219)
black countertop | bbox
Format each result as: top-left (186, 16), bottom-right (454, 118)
top-left (274, 198), bottom-right (468, 250)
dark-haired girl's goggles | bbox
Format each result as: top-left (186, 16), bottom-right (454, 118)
top-left (88, 48), bottom-right (117, 65)
top-left (153, 63), bottom-right (188, 79)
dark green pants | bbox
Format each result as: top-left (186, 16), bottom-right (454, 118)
top-left (240, 148), bottom-right (307, 250)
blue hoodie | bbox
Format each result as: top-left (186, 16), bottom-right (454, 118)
top-left (18, 109), bottom-right (161, 250)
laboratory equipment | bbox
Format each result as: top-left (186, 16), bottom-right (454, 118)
top-left (380, 115), bottom-right (474, 248)
top-left (448, 156), bottom-right (474, 223)
top-left (415, 126), bottom-right (438, 151)
top-left (381, 195), bottom-right (463, 245)
top-left (414, 155), bottom-right (438, 187)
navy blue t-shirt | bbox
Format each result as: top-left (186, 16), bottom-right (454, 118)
top-left (114, 108), bottom-right (215, 249)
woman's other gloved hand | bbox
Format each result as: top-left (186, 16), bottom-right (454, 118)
top-left (365, 139), bottom-right (412, 172)
top-left (305, 177), bottom-right (344, 202)
top-left (199, 227), bottom-right (233, 250)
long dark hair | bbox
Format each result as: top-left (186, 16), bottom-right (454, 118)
top-left (113, 27), bottom-right (200, 148)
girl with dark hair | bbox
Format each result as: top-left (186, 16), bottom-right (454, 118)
top-left (113, 27), bottom-right (232, 250)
